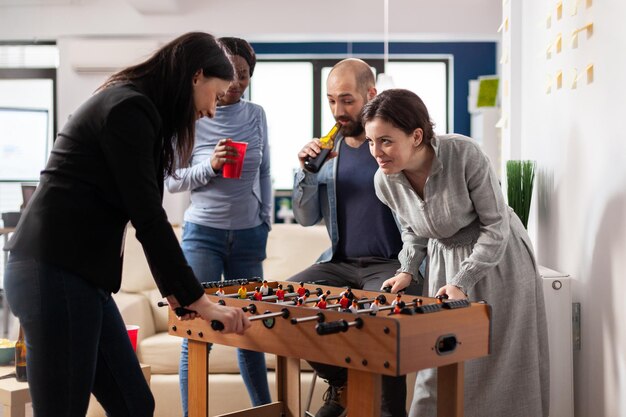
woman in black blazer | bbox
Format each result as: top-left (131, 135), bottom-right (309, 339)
top-left (3, 32), bottom-right (250, 417)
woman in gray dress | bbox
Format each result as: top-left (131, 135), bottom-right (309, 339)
top-left (362, 89), bottom-right (549, 417)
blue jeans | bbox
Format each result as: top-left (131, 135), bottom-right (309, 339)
top-left (179, 222), bottom-right (271, 416)
top-left (4, 252), bottom-right (154, 417)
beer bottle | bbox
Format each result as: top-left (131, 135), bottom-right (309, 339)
top-left (303, 122), bottom-right (342, 173)
top-left (15, 325), bottom-right (27, 382)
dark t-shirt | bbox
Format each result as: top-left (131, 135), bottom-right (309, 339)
top-left (334, 139), bottom-right (402, 259)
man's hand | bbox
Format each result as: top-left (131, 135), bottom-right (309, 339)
top-left (298, 139), bottom-right (337, 168)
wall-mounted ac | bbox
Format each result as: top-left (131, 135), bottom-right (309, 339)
top-left (68, 39), bottom-right (160, 73)
top-left (125, 0), bottom-right (180, 14)
top-left (0, 0), bottom-right (78, 5)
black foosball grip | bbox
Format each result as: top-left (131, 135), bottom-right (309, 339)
top-left (172, 307), bottom-right (224, 331)
top-left (211, 320), bottom-right (225, 331)
top-left (175, 307), bottom-right (196, 316)
top-left (316, 320), bottom-right (348, 335)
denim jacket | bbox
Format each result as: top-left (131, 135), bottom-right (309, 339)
top-left (293, 136), bottom-right (407, 265)
top-left (292, 136), bottom-right (347, 263)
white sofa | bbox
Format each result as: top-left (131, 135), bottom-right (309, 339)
top-left (87, 223), bottom-right (416, 417)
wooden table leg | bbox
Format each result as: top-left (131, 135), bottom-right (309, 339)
top-left (276, 356), bottom-right (301, 417)
top-left (347, 369), bottom-right (381, 417)
top-left (188, 339), bottom-right (209, 417)
top-left (437, 362), bottom-right (464, 417)
top-left (2, 403), bottom-right (25, 417)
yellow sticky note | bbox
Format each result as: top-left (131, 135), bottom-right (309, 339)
top-left (556, 33), bottom-right (562, 53)
top-left (556, 1), bottom-right (563, 19)
top-left (498, 17), bottom-right (509, 33)
top-left (571, 68), bottom-right (579, 89)
top-left (500, 49), bottom-right (509, 65)
top-left (586, 64), bottom-right (594, 84)
top-left (477, 77), bottom-right (500, 107)
top-left (556, 70), bottom-right (563, 89)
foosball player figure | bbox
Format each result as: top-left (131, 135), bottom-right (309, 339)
top-left (348, 298), bottom-right (359, 313)
top-left (296, 281), bottom-right (307, 298)
top-left (436, 294), bottom-right (449, 304)
top-left (392, 300), bottom-right (406, 315)
top-left (237, 283), bottom-right (248, 299)
top-left (260, 280), bottom-right (270, 295)
top-left (275, 284), bottom-right (286, 301)
top-left (391, 293), bottom-right (402, 308)
top-left (369, 296), bottom-right (382, 314)
top-left (339, 286), bottom-right (354, 301)
top-left (215, 283), bottom-right (225, 296)
top-left (338, 293), bottom-right (351, 310)
top-left (295, 296), bottom-right (305, 306)
top-left (315, 294), bottom-right (328, 309)
top-left (252, 287), bottom-right (263, 301)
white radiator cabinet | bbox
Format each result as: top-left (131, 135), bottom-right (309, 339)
top-left (539, 265), bottom-right (575, 417)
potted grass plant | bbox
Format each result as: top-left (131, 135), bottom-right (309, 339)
top-left (506, 160), bottom-right (536, 229)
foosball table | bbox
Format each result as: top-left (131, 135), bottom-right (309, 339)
top-left (167, 280), bottom-right (491, 417)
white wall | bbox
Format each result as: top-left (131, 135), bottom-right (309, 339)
top-left (513, 1), bottom-right (626, 416)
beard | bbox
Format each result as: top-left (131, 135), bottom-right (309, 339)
top-left (337, 116), bottom-right (364, 137)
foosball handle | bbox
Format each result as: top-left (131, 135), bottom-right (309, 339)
top-left (174, 307), bottom-right (225, 331)
top-left (210, 320), bottom-right (225, 331)
top-left (316, 320), bottom-right (348, 335)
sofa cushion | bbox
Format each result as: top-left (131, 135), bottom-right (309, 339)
top-left (112, 291), bottom-right (156, 341)
top-left (263, 224), bottom-right (330, 280)
top-left (120, 226), bottom-right (183, 294)
top-left (139, 332), bottom-right (182, 374)
top-left (144, 288), bottom-right (170, 333)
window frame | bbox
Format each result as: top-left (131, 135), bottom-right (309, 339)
top-left (249, 56), bottom-right (451, 140)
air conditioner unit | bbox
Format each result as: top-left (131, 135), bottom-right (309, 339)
top-left (539, 265), bottom-right (575, 417)
top-left (68, 39), bottom-right (160, 73)
top-left (125, 0), bottom-right (180, 14)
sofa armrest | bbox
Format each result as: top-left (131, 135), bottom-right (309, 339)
top-left (112, 291), bottom-right (157, 349)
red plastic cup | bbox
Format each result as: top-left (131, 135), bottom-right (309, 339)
top-left (222, 141), bottom-right (248, 179)
top-left (126, 325), bottom-right (140, 352)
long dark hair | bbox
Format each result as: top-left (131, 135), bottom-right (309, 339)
top-left (100, 32), bottom-right (235, 176)
top-left (361, 89), bottom-right (435, 145)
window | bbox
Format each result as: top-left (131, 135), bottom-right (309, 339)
top-left (249, 62), bottom-right (313, 190)
top-left (0, 43), bottom-right (57, 283)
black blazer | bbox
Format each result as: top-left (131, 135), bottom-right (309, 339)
top-left (6, 84), bottom-right (203, 307)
